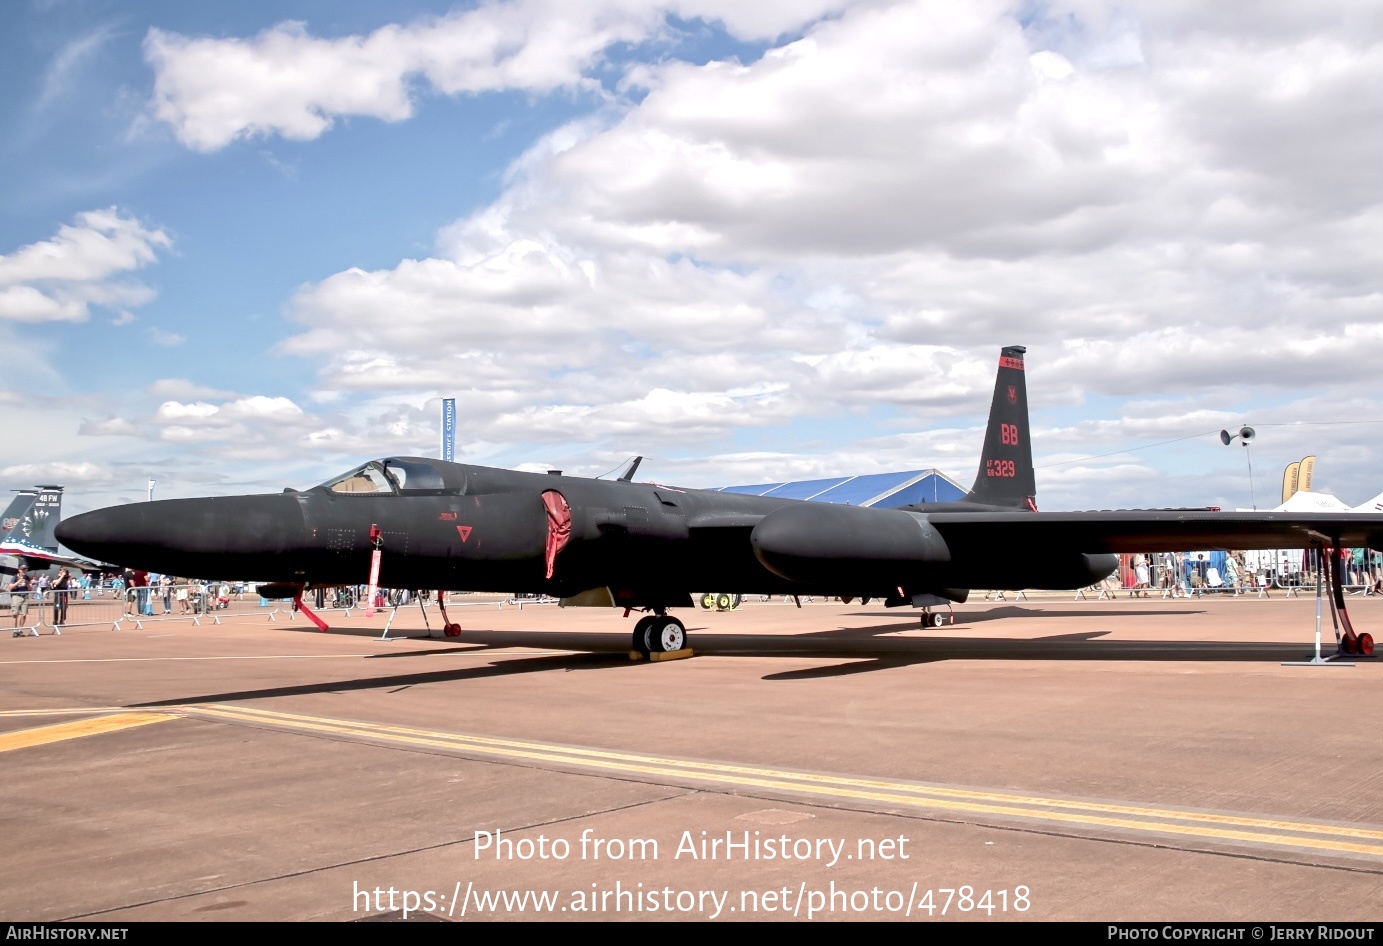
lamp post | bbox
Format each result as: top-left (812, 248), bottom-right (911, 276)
top-left (1219, 426), bottom-right (1257, 510)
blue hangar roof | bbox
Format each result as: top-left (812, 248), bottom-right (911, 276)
top-left (712, 469), bottom-right (965, 508)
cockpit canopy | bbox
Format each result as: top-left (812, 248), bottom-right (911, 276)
top-left (319, 458), bottom-right (449, 495)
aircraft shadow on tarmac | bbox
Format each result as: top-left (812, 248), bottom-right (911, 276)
top-left (846, 606), bottom-right (1201, 625)
top-left (132, 651), bottom-right (630, 708)
top-left (131, 622), bottom-right (1348, 707)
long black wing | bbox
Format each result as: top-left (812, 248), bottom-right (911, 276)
top-left (926, 510), bottom-right (1383, 554)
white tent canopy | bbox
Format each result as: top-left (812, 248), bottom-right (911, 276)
top-left (1271, 490), bottom-right (1352, 512)
top-left (1351, 491), bottom-right (1383, 513)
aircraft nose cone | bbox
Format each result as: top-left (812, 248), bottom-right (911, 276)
top-left (55, 507), bottom-right (126, 554)
top-left (56, 494), bottom-right (307, 579)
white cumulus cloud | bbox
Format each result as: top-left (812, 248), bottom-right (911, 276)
top-left (0, 462), bottom-right (113, 484)
top-left (67, 0), bottom-right (1378, 511)
top-left (0, 209), bottom-right (171, 324)
top-left (264, 0), bottom-right (1383, 507)
top-left (221, 395), bottom-right (306, 421)
top-left (143, 1), bottom-right (850, 151)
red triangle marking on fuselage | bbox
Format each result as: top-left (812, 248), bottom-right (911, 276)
top-left (457, 525), bottom-right (472, 542)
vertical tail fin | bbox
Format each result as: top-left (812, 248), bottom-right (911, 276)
top-left (3, 486), bottom-right (63, 552)
top-left (963, 346), bottom-right (1037, 509)
top-left (0, 490), bottom-right (38, 537)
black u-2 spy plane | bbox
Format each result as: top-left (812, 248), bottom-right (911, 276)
top-left (57, 347), bottom-right (1383, 655)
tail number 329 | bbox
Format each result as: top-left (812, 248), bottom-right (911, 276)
top-left (987, 459), bottom-right (1016, 478)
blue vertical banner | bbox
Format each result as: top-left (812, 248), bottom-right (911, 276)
top-left (441, 398), bottom-right (456, 462)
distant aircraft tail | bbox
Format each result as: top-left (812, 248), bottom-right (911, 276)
top-left (963, 346), bottom-right (1037, 510)
top-left (0, 490), bottom-right (38, 537)
top-left (1, 486), bottom-right (63, 552)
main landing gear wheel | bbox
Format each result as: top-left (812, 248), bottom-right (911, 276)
top-left (644, 617), bottom-right (686, 654)
top-left (925, 612), bottom-right (945, 628)
top-left (632, 616), bottom-right (656, 654)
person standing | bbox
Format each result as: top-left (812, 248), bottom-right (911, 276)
top-left (1133, 555), bottom-right (1151, 598)
top-left (131, 569), bottom-right (150, 616)
top-left (1223, 553), bottom-right (1241, 596)
top-left (9, 568), bottom-right (31, 633)
top-left (51, 567), bottom-right (72, 627)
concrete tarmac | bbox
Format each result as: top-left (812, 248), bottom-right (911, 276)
top-left (1, 591), bottom-right (1381, 922)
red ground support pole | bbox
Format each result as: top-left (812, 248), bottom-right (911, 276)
top-left (294, 595), bottom-right (330, 632)
top-left (437, 590), bottom-right (461, 637)
top-left (365, 523), bottom-right (383, 618)
top-left (1329, 548), bottom-right (1374, 656)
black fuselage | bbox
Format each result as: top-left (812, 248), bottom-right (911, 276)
top-left (54, 460), bottom-right (1114, 606)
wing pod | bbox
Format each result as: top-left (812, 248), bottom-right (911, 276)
top-left (750, 503), bottom-right (950, 586)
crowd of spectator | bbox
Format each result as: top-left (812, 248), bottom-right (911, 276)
top-left (1104, 549), bottom-right (1383, 597)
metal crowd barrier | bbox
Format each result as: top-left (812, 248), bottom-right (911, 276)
top-left (1067, 551), bottom-right (1381, 602)
top-left (1072, 572), bottom-right (1272, 600)
top-left (2, 582), bottom-right (565, 639)
top-left (7, 587), bottom-right (124, 636)
top-left (117, 582), bottom-right (269, 628)
top-left (7, 579), bottom-right (139, 635)
top-left (4, 589), bottom-right (51, 636)
top-left (257, 591), bottom-right (553, 640)
top-left (5, 581), bottom-right (257, 636)
top-left (378, 593), bottom-right (552, 640)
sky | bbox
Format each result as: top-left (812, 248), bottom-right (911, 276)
top-left (2, 0), bottom-right (1381, 517)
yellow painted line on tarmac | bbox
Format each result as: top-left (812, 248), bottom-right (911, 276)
top-left (187, 703), bottom-right (1383, 859)
top-left (0, 712), bottom-right (179, 754)
top-left (0, 707), bottom-right (123, 717)
top-left (195, 703), bottom-right (1383, 843)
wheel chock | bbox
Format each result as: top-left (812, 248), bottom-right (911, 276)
top-left (628, 648), bottom-right (694, 662)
